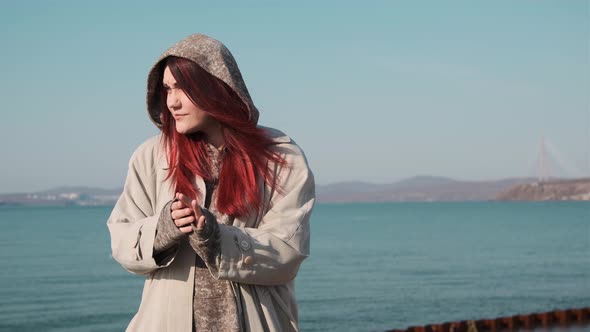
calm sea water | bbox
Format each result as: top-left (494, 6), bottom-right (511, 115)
top-left (0, 202), bottom-right (588, 332)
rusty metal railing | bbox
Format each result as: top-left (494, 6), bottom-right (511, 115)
top-left (386, 307), bottom-right (590, 332)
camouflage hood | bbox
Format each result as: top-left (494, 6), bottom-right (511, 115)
top-left (146, 34), bottom-right (259, 127)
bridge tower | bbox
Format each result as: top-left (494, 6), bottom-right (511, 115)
top-left (537, 135), bottom-right (550, 183)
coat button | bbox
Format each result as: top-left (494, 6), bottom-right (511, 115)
top-left (239, 240), bottom-right (251, 251)
top-left (243, 256), bottom-right (254, 265)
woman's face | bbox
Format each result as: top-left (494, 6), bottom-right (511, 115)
top-left (163, 66), bottom-right (217, 135)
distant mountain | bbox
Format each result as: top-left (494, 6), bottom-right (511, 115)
top-left (496, 178), bottom-right (590, 201)
top-left (0, 186), bottom-right (122, 206)
top-left (37, 186), bottom-right (123, 196)
top-left (1, 176), bottom-right (588, 206)
top-left (317, 176), bottom-right (538, 202)
top-left (390, 175), bottom-right (459, 188)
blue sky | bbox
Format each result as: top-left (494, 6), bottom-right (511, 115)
top-left (0, 1), bottom-right (588, 193)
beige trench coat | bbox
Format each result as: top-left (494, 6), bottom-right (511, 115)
top-left (107, 127), bottom-right (315, 332)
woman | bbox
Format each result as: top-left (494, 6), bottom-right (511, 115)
top-left (107, 34), bottom-right (315, 332)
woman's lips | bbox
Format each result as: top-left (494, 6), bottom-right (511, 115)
top-left (174, 114), bottom-right (188, 119)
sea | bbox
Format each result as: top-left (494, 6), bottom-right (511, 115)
top-left (0, 202), bottom-right (588, 332)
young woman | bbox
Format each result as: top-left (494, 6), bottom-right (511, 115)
top-left (107, 34), bottom-right (315, 332)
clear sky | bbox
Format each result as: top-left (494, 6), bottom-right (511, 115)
top-left (0, 0), bottom-right (588, 193)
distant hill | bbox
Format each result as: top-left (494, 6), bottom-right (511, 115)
top-left (0, 187), bottom-right (122, 206)
top-left (317, 176), bottom-right (538, 202)
top-left (1, 176), bottom-right (588, 206)
top-left (37, 186), bottom-right (122, 196)
top-left (496, 178), bottom-right (590, 201)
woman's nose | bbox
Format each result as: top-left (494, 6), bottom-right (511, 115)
top-left (167, 91), bottom-right (181, 110)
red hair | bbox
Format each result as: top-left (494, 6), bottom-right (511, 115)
top-left (158, 56), bottom-right (285, 218)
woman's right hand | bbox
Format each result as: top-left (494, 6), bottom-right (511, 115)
top-left (170, 193), bottom-right (195, 234)
top-left (170, 192), bottom-right (204, 234)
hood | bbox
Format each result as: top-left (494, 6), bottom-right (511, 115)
top-left (146, 34), bottom-right (259, 128)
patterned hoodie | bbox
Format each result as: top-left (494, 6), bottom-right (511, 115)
top-left (146, 34), bottom-right (259, 127)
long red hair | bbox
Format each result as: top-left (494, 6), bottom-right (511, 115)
top-left (158, 56), bottom-right (285, 218)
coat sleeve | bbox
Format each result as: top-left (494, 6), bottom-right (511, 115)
top-left (106, 141), bottom-right (178, 275)
top-left (215, 143), bottom-right (315, 286)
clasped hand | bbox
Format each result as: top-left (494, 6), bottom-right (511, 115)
top-left (171, 192), bottom-right (206, 234)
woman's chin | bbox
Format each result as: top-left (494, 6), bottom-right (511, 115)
top-left (175, 125), bottom-right (199, 135)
